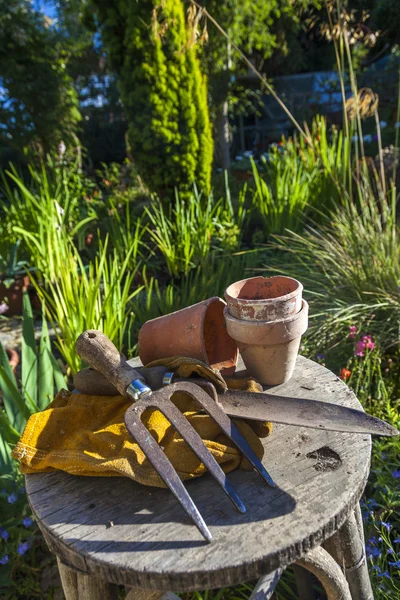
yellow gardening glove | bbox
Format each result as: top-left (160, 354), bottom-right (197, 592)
top-left (12, 357), bottom-right (272, 488)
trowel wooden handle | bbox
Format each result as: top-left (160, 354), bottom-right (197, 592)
top-left (75, 330), bottom-right (146, 397)
top-left (74, 365), bottom-right (168, 396)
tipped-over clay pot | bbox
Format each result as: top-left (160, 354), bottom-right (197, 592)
top-left (225, 275), bottom-right (302, 321)
top-left (224, 300), bottom-right (308, 385)
top-left (138, 297), bottom-right (238, 375)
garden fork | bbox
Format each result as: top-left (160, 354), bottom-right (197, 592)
top-left (76, 330), bottom-right (275, 542)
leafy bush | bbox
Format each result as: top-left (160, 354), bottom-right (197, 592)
top-left (145, 184), bottom-right (247, 278)
top-left (250, 116), bottom-right (348, 239)
top-left (0, 294), bottom-right (66, 475)
top-left (90, 0), bottom-right (213, 198)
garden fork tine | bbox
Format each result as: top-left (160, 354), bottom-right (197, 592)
top-left (175, 379), bottom-right (276, 487)
top-left (124, 383), bottom-right (247, 537)
top-left (124, 381), bottom-right (275, 541)
top-left (75, 331), bottom-right (274, 542)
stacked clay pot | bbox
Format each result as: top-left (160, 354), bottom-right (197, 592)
top-left (138, 297), bottom-right (238, 376)
top-left (224, 276), bottom-right (308, 385)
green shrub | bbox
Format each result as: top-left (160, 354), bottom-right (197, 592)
top-left (91, 0), bottom-right (213, 198)
top-left (145, 183), bottom-right (247, 278)
top-left (250, 116), bottom-right (349, 240)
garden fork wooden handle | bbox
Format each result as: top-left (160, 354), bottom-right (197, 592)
top-left (74, 365), bottom-right (169, 396)
top-left (76, 330), bottom-right (151, 399)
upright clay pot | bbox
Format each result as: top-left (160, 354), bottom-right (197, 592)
top-left (224, 300), bottom-right (308, 385)
top-left (138, 297), bottom-right (238, 375)
top-left (225, 275), bottom-right (302, 322)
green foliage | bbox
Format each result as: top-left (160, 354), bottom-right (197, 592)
top-left (267, 183), bottom-right (400, 352)
top-left (0, 294), bottom-right (66, 475)
top-left (0, 476), bottom-right (47, 598)
top-left (133, 251), bottom-right (260, 334)
top-left (252, 153), bottom-right (311, 237)
top-left (1, 161), bottom-right (97, 283)
top-left (145, 181), bottom-right (247, 278)
top-left (0, 241), bottom-right (32, 288)
top-left (33, 238), bottom-right (143, 375)
top-left (0, 0), bottom-right (81, 161)
top-left (90, 0), bottom-right (213, 198)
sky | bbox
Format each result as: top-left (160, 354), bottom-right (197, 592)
top-left (32, 0), bottom-right (58, 20)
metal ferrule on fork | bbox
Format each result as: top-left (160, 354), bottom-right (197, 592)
top-left (126, 379), bottom-right (152, 402)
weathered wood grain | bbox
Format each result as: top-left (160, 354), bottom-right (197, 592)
top-left (26, 356), bottom-right (371, 592)
top-left (76, 571), bottom-right (119, 600)
top-left (323, 506), bottom-right (374, 600)
top-left (57, 558), bottom-right (79, 600)
top-left (75, 331), bottom-right (145, 395)
top-left (296, 546), bottom-right (352, 600)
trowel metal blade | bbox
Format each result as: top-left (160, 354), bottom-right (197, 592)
top-left (218, 390), bottom-right (399, 437)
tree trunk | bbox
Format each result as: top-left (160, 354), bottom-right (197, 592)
top-left (215, 100), bottom-right (230, 170)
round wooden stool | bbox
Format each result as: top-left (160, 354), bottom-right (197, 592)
top-left (25, 357), bottom-right (374, 600)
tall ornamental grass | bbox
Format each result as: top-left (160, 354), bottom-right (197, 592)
top-left (32, 238), bottom-right (143, 375)
top-left (1, 162), bottom-right (96, 283)
top-left (267, 182), bottom-right (399, 351)
top-left (0, 294), bottom-right (66, 475)
top-left (251, 116), bottom-right (349, 238)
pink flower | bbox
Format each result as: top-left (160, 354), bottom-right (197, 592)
top-left (355, 340), bottom-right (366, 357)
top-left (362, 335), bottom-right (375, 350)
top-left (349, 325), bottom-right (357, 339)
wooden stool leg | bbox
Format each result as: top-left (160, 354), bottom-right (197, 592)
top-left (249, 568), bottom-right (283, 599)
top-left (77, 571), bottom-right (119, 600)
top-left (323, 506), bottom-right (374, 600)
top-left (57, 558), bottom-right (79, 600)
top-left (295, 546), bottom-right (352, 600)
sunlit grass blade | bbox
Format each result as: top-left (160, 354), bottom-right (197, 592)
top-left (21, 293), bottom-right (37, 408)
top-left (38, 304), bottom-right (54, 410)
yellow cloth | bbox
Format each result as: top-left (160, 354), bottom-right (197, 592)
top-left (12, 357), bottom-right (272, 488)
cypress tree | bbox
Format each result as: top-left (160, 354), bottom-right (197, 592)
top-left (89, 0), bottom-right (213, 197)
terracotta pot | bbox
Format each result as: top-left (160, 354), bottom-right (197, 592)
top-left (224, 300), bottom-right (308, 385)
top-left (138, 297), bottom-right (238, 375)
top-left (0, 276), bottom-right (30, 316)
top-left (6, 348), bottom-right (19, 374)
top-left (225, 275), bottom-right (302, 321)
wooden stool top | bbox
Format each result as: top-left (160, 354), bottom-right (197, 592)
top-left (26, 356), bottom-right (371, 593)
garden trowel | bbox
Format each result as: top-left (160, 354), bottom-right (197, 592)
top-left (74, 359), bottom-right (399, 437)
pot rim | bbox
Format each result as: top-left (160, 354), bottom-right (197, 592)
top-left (224, 299), bottom-right (308, 327)
top-left (225, 275), bottom-right (303, 306)
top-left (224, 299), bottom-right (308, 345)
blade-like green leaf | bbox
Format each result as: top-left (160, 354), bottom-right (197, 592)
top-left (47, 350), bottom-right (67, 392)
top-left (0, 434), bottom-right (13, 476)
top-left (21, 292), bottom-right (38, 407)
top-left (38, 305), bottom-right (54, 410)
top-left (0, 342), bottom-right (31, 431)
top-left (0, 359), bottom-right (31, 431)
top-left (0, 409), bottom-right (20, 445)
